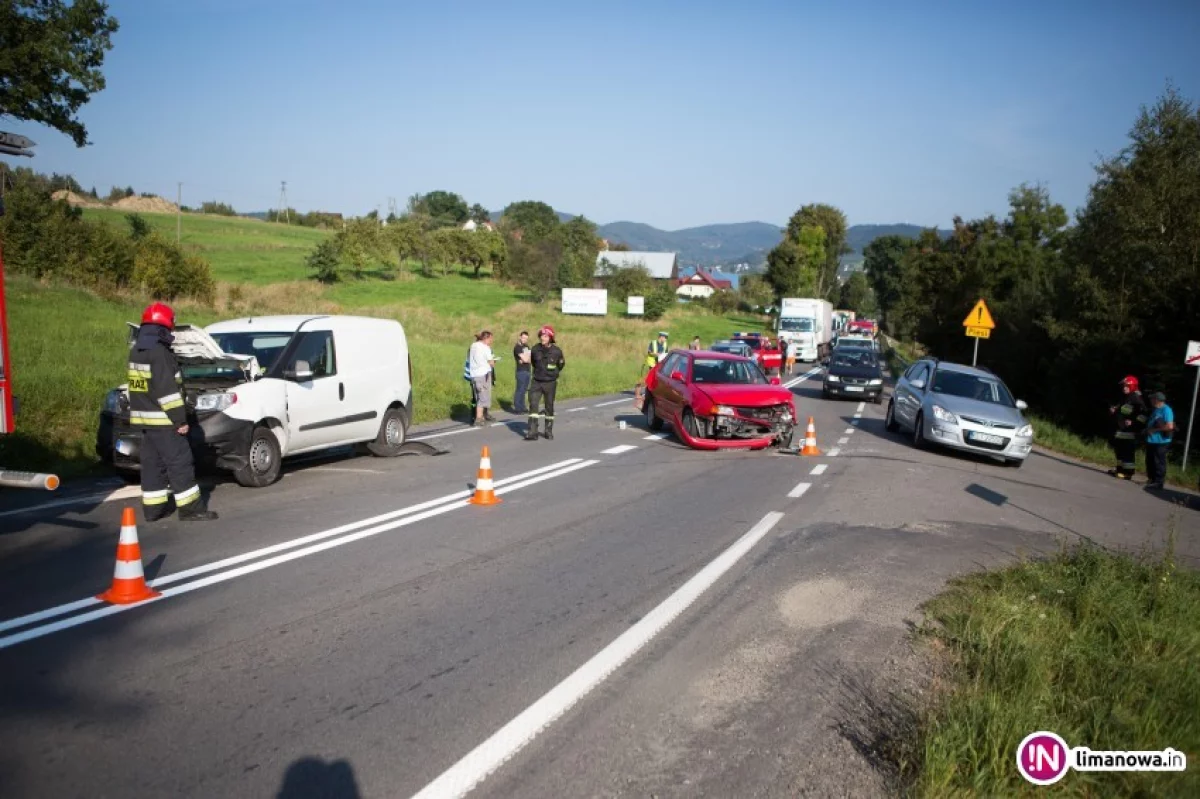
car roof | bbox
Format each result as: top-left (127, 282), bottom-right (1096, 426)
top-left (924, 359), bottom-right (999, 379)
top-left (205, 315), bottom-right (401, 335)
top-left (689, 350), bottom-right (748, 361)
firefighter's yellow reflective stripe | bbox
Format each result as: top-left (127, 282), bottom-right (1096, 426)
top-left (1120, 404), bottom-right (1133, 414)
top-left (547, 364), bottom-right (558, 370)
top-left (142, 490), bottom-right (170, 506)
top-left (1114, 431), bottom-right (1136, 440)
top-left (175, 485), bottom-right (201, 506)
top-left (129, 410), bottom-right (173, 426)
top-left (127, 371), bottom-right (150, 392)
top-left (157, 392), bottom-right (184, 411)
top-left (1136, 415), bottom-right (1148, 423)
top-left (127, 363), bottom-right (151, 373)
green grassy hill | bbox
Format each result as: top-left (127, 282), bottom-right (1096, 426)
top-left (83, 208), bottom-right (329, 284)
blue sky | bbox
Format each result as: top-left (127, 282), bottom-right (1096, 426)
top-left (10, 0), bottom-right (1200, 230)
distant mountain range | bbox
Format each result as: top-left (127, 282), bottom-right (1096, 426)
top-left (596, 220), bottom-right (948, 270)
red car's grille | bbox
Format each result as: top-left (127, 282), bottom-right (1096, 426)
top-left (734, 404), bottom-right (788, 422)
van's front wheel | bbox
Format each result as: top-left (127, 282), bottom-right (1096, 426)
top-left (234, 425), bottom-right (282, 488)
top-left (367, 406), bottom-right (409, 457)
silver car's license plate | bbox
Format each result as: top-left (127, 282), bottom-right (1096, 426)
top-left (845, 386), bottom-right (864, 392)
top-left (969, 432), bottom-right (1003, 445)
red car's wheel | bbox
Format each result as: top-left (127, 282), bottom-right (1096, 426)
top-left (644, 396), bottom-right (663, 431)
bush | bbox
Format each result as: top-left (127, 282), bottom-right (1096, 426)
top-left (603, 264), bottom-right (655, 302)
top-left (708, 289), bottom-right (739, 315)
top-left (200, 201), bottom-right (237, 216)
top-left (132, 233), bottom-right (215, 303)
top-left (643, 283), bottom-right (676, 321)
top-left (306, 239), bottom-right (342, 283)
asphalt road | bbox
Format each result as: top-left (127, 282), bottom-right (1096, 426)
top-left (1, 374), bottom-right (1196, 798)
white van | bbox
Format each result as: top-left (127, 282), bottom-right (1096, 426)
top-left (98, 315), bottom-right (413, 487)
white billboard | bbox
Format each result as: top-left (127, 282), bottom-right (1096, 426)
top-left (561, 288), bottom-right (608, 316)
top-left (627, 296), bottom-right (645, 316)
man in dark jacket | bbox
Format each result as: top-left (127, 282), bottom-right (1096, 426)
top-left (1108, 375), bottom-right (1147, 480)
top-left (525, 325), bottom-right (565, 441)
top-left (128, 302), bottom-right (217, 521)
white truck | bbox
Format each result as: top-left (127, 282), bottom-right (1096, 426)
top-left (777, 298), bottom-right (833, 363)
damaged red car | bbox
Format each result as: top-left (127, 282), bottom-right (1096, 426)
top-left (642, 350), bottom-right (798, 450)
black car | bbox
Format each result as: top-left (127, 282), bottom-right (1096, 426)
top-left (822, 349), bottom-right (885, 403)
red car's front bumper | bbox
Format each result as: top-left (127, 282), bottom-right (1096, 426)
top-left (668, 409), bottom-right (781, 451)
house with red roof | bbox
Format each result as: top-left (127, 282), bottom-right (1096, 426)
top-left (675, 268), bottom-right (733, 299)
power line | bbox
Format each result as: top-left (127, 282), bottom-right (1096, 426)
top-left (278, 181), bottom-right (290, 224)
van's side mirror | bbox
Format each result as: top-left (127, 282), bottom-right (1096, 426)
top-left (285, 359), bottom-right (313, 382)
top-left (1016, 399), bottom-right (1028, 411)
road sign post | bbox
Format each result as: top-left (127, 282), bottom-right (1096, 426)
top-left (1184, 341), bottom-right (1200, 473)
top-left (962, 299), bottom-right (995, 367)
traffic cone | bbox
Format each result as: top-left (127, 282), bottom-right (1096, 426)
top-left (97, 507), bottom-right (161, 604)
top-left (800, 416), bottom-right (822, 456)
top-left (468, 446), bottom-right (502, 506)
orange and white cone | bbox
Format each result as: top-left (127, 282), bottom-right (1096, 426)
top-left (97, 507), bottom-right (161, 605)
top-left (800, 416), bottom-right (821, 456)
top-left (468, 446), bottom-right (502, 506)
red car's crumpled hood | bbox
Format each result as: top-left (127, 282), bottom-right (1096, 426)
top-left (695, 383), bottom-right (793, 408)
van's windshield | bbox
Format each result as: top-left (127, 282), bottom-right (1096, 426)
top-left (182, 331), bottom-right (294, 379)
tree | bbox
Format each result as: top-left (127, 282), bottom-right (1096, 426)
top-left (765, 225), bottom-right (825, 299)
top-left (738, 275), bottom-right (774, 311)
top-left (500, 200), bottom-right (559, 243)
top-left (862, 234), bottom-right (914, 330)
top-left (601, 263), bottom-right (655, 302)
top-left (469, 203), bottom-right (491, 224)
top-left (125, 212), bottom-right (150, 240)
top-left (0, 0), bottom-right (119, 147)
top-left (507, 238), bottom-right (562, 302)
top-left (555, 215), bottom-right (601, 287)
top-left (837, 271), bottom-right (877, 317)
top-left (333, 217), bottom-right (387, 278)
top-left (306, 239), bottom-right (342, 284)
top-left (785, 204), bottom-right (849, 299)
top-left (407, 190), bottom-right (469, 228)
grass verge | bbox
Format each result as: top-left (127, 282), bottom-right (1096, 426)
top-left (0, 273), bottom-right (772, 478)
top-left (908, 539), bottom-right (1199, 796)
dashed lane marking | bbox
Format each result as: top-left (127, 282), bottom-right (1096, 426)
top-left (856, 401), bottom-right (866, 413)
top-left (788, 481), bottom-right (812, 498)
top-left (643, 433), bottom-right (668, 440)
top-left (844, 427), bottom-right (855, 435)
top-left (567, 407), bottom-right (588, 413)
top-left (592, 398), bottom-right (632, 408)
top-left (810, 464), bottom-right (828, 476)
top-left (828, 448), bottom-right (842, 457)
top-left (601, 444), bottom-right (638, 455)
top-left (837, 437), bottom-right (849, 445)
top-left (409, 512), bottom-right (784, 799)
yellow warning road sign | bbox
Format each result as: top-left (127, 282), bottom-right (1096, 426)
top-left (965, 326), bottom-right (991, 339)
top-left (962, 299), bottom-right (995, 330)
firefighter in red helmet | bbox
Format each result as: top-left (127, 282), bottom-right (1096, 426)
top-left (1108, 374), bottom-right (1147, 480)
top-left (525, 325), bottom-right (565, 441)
top-left (127, 302), bottom-right (217, 521)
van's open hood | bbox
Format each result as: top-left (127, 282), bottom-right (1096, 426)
top-left (126, 323), bottom-right (260, 377)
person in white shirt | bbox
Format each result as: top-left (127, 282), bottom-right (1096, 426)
top-left (467, 331), bottom-right (497, 426)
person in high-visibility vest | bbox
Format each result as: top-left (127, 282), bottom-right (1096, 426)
top-left (1108, 374), bottom-right (1147, 480)
top-left (635, 331), bottom-right (669, 402)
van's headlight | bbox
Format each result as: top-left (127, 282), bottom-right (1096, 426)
top-left (103, 389), bottom-right (123, 413)
top-left (932, 404), bottom-right (959, 424)
top-left (195, 392), bottom-right (236, 412)
top-left (1017, 424), bottom-right (1033, 437)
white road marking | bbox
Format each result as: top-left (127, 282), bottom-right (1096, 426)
top-left (828, 448), bottom-right (842, 457)
top-left (784, 366), bottom-right (822, 389)
top-left (837, 437), bottom-right (849, 445)
top-left (788, 481), bottom-right (812, 498)
top-left (844, 427), bottom-right (855, 435)
top-left (601, 444), bottom-right (638, 455)
top-left (567, 407), bottom-right (588, 413)
top-left (410, 426), bottom-right (481, 442)
top-left (810, 464), bottom-right (828, 476)
top-left (851, 419), bottom-right (860, 426)
top-left (592, 398), bottom-right (632, 408)
top-left (0, 459), bottom-right (586, 639)
top-left (856, 402), bottom-right (866, 413)
top-left (0, 485), bottom-right (141, 520)
top-left (1, 460), bottom-right (601, 650)
top-left (643, 433), bottom-right (668, 440)
top-left (410, 511), bottom-right (784, 799)
top-left (313, 467), bottom-right (385, 475)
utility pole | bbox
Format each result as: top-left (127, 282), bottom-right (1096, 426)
top-left (176, 182), bottom-right (182, 245)
top-left (278, 181), bottom-right (290, 224)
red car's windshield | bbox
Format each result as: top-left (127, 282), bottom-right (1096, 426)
top-left (691, 358), bottom-right (768, 385)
